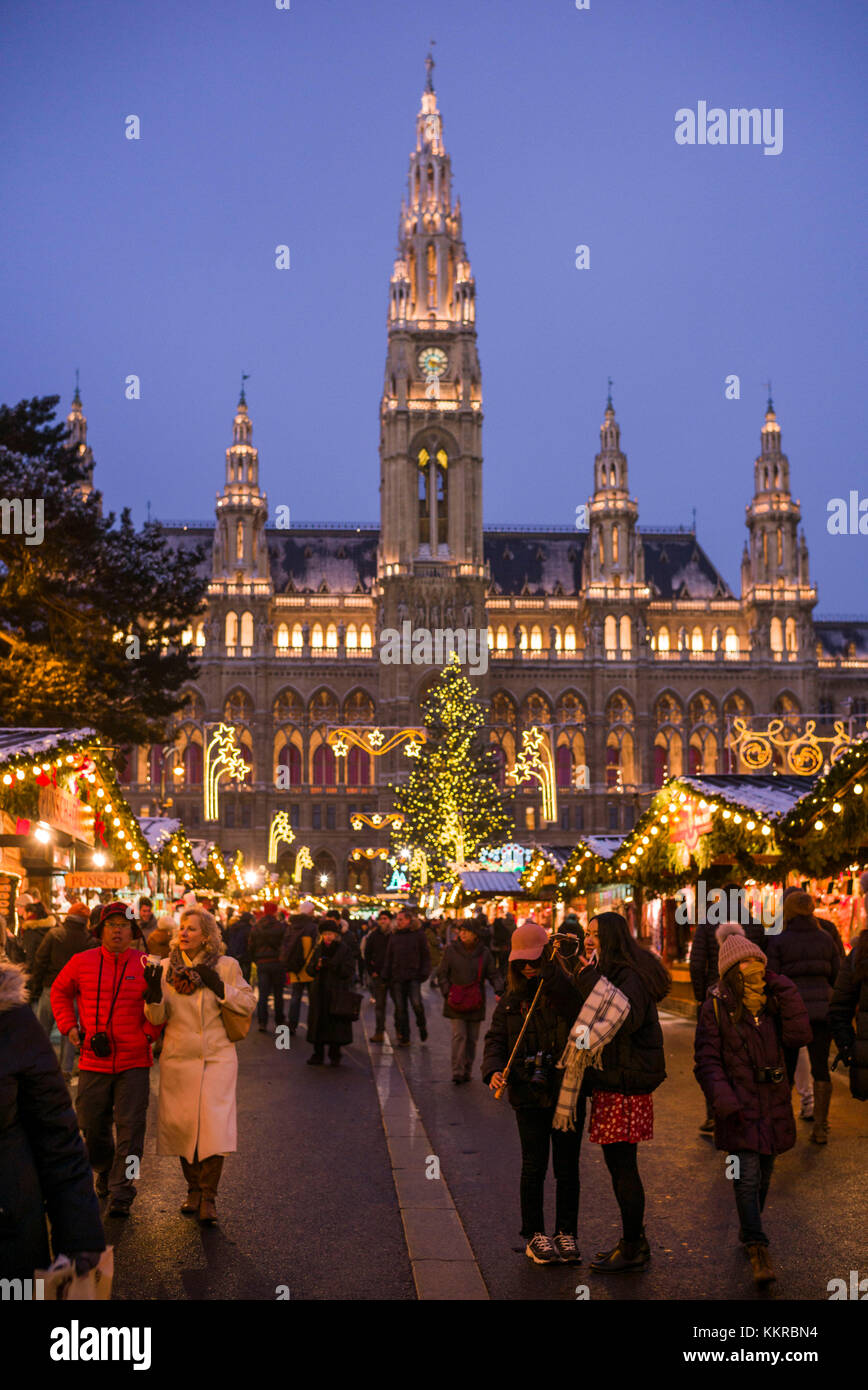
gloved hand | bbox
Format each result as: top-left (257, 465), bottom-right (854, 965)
top-left (143, 962), bottom-right (163, 1003)
top-left (195, 964), bottom-right (225, 998)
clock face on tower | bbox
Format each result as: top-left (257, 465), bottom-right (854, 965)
top-left (418, 346), bottom-right (448, 378)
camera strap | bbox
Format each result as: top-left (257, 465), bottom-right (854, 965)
top-left (95, 951), bottom-right (129, 1034)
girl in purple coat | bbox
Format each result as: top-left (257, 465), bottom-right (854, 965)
top-left (694, 923), bottom-right (811, 1288)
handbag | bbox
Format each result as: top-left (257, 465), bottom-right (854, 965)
top-left (447, 954), bottom-right (484, 1013)
top-left (220, 1002), bottom-right (253, 1041)
top-left (330, 987), bottom-right (363, 1020)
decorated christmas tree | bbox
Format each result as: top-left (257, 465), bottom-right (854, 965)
top-left (390, 656), bottom-right (513, 892)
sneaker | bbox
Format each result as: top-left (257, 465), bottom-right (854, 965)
top-left (525, 1233), bottom-right (561, 1265)
top-left (590, 1239), bottom-right (648, 1273)
top-left (553, 1232), bottom-right (581, 1264)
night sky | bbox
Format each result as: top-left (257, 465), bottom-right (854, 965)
top-left (2, 0), bottom-right (865, 611)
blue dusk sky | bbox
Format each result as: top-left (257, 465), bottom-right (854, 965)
top-left (2, 0), bottom-right (866, 612)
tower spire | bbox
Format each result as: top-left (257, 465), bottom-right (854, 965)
top-left (239, 371), bottom-right (250, 407)
top-left (425, 41), bottom-right (435, 92)
top-left (212, 386), bottom-right (270, 584)
top-left (66, 377), bottom-right (94, 496)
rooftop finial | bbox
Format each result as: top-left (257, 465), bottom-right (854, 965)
top-left (73, 367), bottom-right (81, 405)
top-left (239, 372), bottom-right (250, 407)
top-left (425, 40), bottom-right (436, 92)
top-left (606, 376), bottom-right (614, 410)
top-left (765, 379), bottom-right (774, 413)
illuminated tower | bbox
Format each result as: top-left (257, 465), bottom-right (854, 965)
top-left (212, 382), bottom-right (270, 582)
top-left (66, 374), bottom-right (95, 497)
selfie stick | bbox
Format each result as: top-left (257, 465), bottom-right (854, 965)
top-left (494, 976), bottom-right (545, 1100)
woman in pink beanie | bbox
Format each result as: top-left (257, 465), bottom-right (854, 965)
top-left (694, 922), bottom-right (811, 1288)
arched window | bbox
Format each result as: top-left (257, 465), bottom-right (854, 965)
top-left (292, 623), bottom-right (304, 649)
top-left (762, 532), bottom-right (768, 566)
top-left (277, 742), bottom-right (302, 786)
top-left (724, 626), bottom-right (739, 654)
top-left (360, 624), bottom-right (373, 650)
top-left (149, 745), bottom-right (164, 787)
top-left (235, 521), bottom-right (244, 561)
top-left (598, 532), bottom-right (605, 567)
top-left (564, 626), bottom-right (576, 652)
top-left (276, 622), bottom-right (289, 650)
top-left (312, 742), bottom-right (337, 786)
top-left (555, 744), bottom-right (572, 788)
top-left (612, 526), bottom-right (619, 564)
top-left (311, 623), bottom-right (324, 648)
top-left (240, 611), bottom-right (254, 648)
top-left (519, 626), bottom-right (528, 650)
top-left (426, 241), bottom-right (437, 308)
top-left (194, 622), bottom-right (205, 648)
top-left (183, 740), bottom-right (203, 785)
top-left (346, 623), bottom-right (358, 650)
top-left (418, 448), bottom-right (430, 547)
top-left (691, 627), bottom-right (703, 653)
top-left (776, 528), bottom-right (783, 565)
top-left (653, 744), bottom-right (668, 788)
top-left (619, 615), bottom-right (632, 652)
top-left (496, 625), bottom-right (508, 651)
top-left (347, 745), bottom-right (370, 786)
top-left (770, 617), bottom-right (784, 653)
top-left (530, 625), bottom-right (543, 651)
top-left (225, 611), bottom-right (238, 649)
top-left (604, 615), bottom-right (617, 651)
top-left (785, 617), bottom-right (798, 653)
top-left (657, 625), bottom-right (670, 652)
top-left (325, 623), bottom-right (338, 649)
top-left (489, 743), bottom-right (506, 790)
top-left (436, 449), bottom-right (448, 547)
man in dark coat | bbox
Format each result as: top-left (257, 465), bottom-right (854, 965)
top-left (363, 910), bottom-right (393, 1043)
top-left (0, 960), bottom-right (106, 1279)
top-left (381, 907), bottom-right (430, 1046)
top-left (829, 927), bottom-right (868, 1101)
top-left (765, 891), bottom-right (841, 1143)
top-left (306, 923), bottom-right (356, 1066)
top-left (249, 901), bottom-right (287, 1033)
top-left (437, 920), bottom-right (501, 1083)
top-left (29, 902), bottom-right (95, 1077)
top-left (225, 905), bottom-right (255, 981)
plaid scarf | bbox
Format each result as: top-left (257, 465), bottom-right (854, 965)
top-left (552, 976), bottom-right (631, 1132)
top-left (166, 945), bottom-right (219, 995)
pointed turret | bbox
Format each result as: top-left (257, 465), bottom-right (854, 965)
top-left (213, 382), bottom-right (270, 584)
top-left (584, 386), bottom-right (641, 588)
top-left (66, 371), bottom-right (94, 496)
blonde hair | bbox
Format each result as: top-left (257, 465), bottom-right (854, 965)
top-left (173, 907), bottom-right (226, 957)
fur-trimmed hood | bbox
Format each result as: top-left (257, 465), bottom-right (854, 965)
top-left (0, 960), bottom-right (30, 1011)
top-left (21, 914), bottom-right (57, 931)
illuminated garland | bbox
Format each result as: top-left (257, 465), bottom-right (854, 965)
top-left (268, 811), bottom-right (295, 863)
top-left (329, 727), bottom-right (426, 759)
top-left (204, 723), bottom-right (249, 822)
top-left (507, 726), bottom-right (558, 823)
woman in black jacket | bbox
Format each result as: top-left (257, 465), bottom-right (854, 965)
top-left (829, 928), bottom-right (868, 1102)
top-left (306, 923), bottom-right (356, 1067)
top-left (574, 912), bottom-right (670, 1274)
top-left (765, 891), bottom-right (840, 1144)
top-left (437, 920), bottom-right (501, 1084)
top-left (482, 921), bottom-right (583, 1266)
top-left (0, 960), bottom-right (105, 1279)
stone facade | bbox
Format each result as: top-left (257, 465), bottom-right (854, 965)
top-left (92, 64), bottom-right (866, 892)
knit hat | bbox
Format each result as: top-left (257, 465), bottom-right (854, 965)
top-left (95, 901), bottom-right (142, 939)
top-left (458, 919), bottom-right (483, 936)
top-left (509, 921), bottom-right (550, 961)
top-left (716, 922), bottom-right (767, 977)
top-left (262, 900), bottom-right (279, 916)
top-left (298, 900), bottom-right (317, 915)
top-left (782, 890), bottom-right (814, 923)
top-left (68, 901), bottom-right (90, 919)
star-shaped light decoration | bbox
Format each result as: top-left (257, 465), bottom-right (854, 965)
top-left (332, 737), bottom-right (349, 759)
top-left (368, 728), bottom-right (385, 748)
top-left (351, 817), bottom-right (362, 830)
top-left (404, 740), bottom-right (421, 758)
top-left (371, 813), bottom-right (382, 825)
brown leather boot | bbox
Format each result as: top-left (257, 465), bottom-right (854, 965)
top-left (179, 1157), bottom-right (201, 1215)
top-left (746, 1243), bottom-right (776, 1287)
top-left (810, 1080), bottom-right (832, 1144)
top-left (198, 1155), bottom-right (225, 1224)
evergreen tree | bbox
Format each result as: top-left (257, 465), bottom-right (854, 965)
top-left (390, 656), bottom-right (513, 891)
top-left (0, 394), bottom-right (208, 746)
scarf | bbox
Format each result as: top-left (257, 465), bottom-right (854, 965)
top-left (740, 959), bottom-right (767, 1019)
top-left (166, 944), bottom-right (219, 995)
top-left (552, 976), bottom-right (631, 1132)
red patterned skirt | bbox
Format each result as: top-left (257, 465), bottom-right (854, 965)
top-left (588, 1090), bottom-right (654, 1144)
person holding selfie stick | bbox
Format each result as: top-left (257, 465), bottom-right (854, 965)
top-left (482, 922), bottom-right (584, 1266)
top-left (51, 902), bottom-right (159, 1219)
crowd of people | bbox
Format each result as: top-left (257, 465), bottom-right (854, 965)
top-left (0, 882), bottom-right (866, 1294)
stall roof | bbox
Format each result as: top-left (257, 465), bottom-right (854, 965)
top-left (584, 836), bottom-right (624, 860)
top-left (530, 845), bottom-right (574, 872)
top-left (676, 774), bottom-right (813, 820)
top-left (0, 727), bottom-right (97, 763)
top-left (457, 870), bottom-right (524, 895)
top-left (138, 817), bottom-right (183, 851)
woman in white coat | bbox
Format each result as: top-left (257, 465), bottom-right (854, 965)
top-left (143, 906), bottom-right (255, 1224)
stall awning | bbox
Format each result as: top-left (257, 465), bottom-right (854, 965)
top-left (457, 870), bottom-right (523, 895)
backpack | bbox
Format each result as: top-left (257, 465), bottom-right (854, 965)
top-left (280, 923), bottom-right (309, 973)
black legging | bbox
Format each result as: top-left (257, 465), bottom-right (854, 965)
top-left (784, 1018), bottom-right (832, 1084)
top-left (602, 1142), bottom-right (645, 1243)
